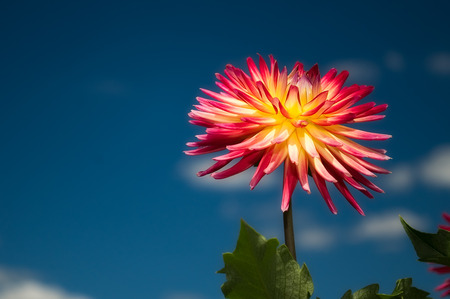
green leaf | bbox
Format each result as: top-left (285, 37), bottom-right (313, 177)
top-left (340, 278), bottom-right (430, 299)
top-left (341, 284), bottom-right (379, 299)
top-left (400, 216), bottom-right (450, 267)
top-left (389, 278), bottom-right (431, 299)
top-left (218, 219), bottom-right (313, 299)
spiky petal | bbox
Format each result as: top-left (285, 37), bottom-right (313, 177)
top-left (429, 213), bottom-right (450, 297)
top-left (186, 55), bottom-right (391, 214)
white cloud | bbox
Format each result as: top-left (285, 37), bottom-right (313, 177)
top-left (296, 226), bottom-right (337, 251)
top-left (352, 210), bottom-right (428, 242)
top-left (0, 268), bottom-right (91, 299)
top-left (420, 145), bottom-right (450, 188)
top-left (380, 144), bottom-right (450, 193)
top-left (178, 156), bottom-right (276, 190)
top-left (383, 163), bottom-right (414, 192)
top-left (427, 52), bottom-right (450, 75)
top-left (384, 51), bottom-right (404, 72)
top-left (328, 59), bottom-right (380, 84)
top-left (285, 208), bottom-right (429, 252)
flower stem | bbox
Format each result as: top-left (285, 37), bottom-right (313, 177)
top-left (283, 200), bottom-right (297, 261)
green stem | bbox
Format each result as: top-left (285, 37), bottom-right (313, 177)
top-left (283, 200), bottom-right (297, 261)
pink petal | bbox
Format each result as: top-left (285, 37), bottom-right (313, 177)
top-left (287, 134), bottom-right (300, 164)
top-left (214, 122), bottom-right (259, 130)
top-left (250, 147), bottom-right (273, 189)
top-left (357, 103), bottom-right (388, 117)
top-left (226, 128), bottom-right (274, 151)
top-left (345, 101), bottom-right (376, 115)
top-left (312, 157), bottom-right (337, 182)
top-left (213, 149), bottom-right (248, 161)
top-left (324, 70), bottom-right (349, 99)
top-left (196, 97), bottom-right (256, 115)
top-left (320, 68), bottom-right (337, 87)
top-left (212, 151), bottom-right (264, 179)
top-left (234, 89), bottom-right (274, 113)
top-left (270, 96), bottom-right (292, 118)
top-left (216, 73), bottom-right (241, 93)
top-left (264, 143), bottom-right (288, 174)
top-left (258, 54), bottom-right (271, 87)
top-left (275, 66), bottom-right (288, 100)
top-left (353, 115), bottom-right (386, 123)
top-left (312, 113), bottom-right (355, 126)
top-left (306, 64), bottom-right (321, 97)
top-left (354, 157), bottom-right (391, 174)
top-left (184, 145), bottom-right (226, 156)
top-left (248, 128), bottom-right (278, 150)
top-left (288, 62), bottom-right (305, 82)
top-left (269, 55), bottom-right (279, 90)
top-left (329, 148), bottom-right (376, 177)
top-left (349, 169), bottom-right (384, 193)
top-left (323, 95), bottom-right (361, 115)
top-left (443, 213), bottom-right (450, 223)
top-left (435, 279), bottom-right (450, 291)
top-left (246, 57), bottom-right (263, 82)
top-left (197, 160), bottom-right (231, 176)
top-left (284, 85), bottom-right (301, 114)
top-left (334, 180), bottom-right (365, 215)
top-left (189, 110), bottom-right (238, 124)
top-left (241, 116), bottom-right (279, 125)
top-left (306, 125), bottom-right (343, 147)
top-left (339, 137), bottom-right (391, 160)
top-left (296, 148), bottom-right (310, 193)
top-left (298, 130), bottom-right (319, 158)
top-left (316, 146), bottom-right (351, 177)
top-left (429, 266), bottom-right (450, 274)
top-left (311, 168), bottom-right (338, 214)
top-left (224, 65), bottom-right (247, 90)
top-left (255, 81), bottom-right (277, 108)
top-left (326, 125), bottom-right (392, 140)
top-left (271, 121), bottom-right (295, 144)
top-left (281, 160), bottom-right (297, 212)
top-left (188, 119), bottom-right (215, 128)
top-left (297, 75), bottom-right (313, 106)
top-left (200, 88), bottom-right (244, 106)
top-left (302, 91), bottom-right (329, 116)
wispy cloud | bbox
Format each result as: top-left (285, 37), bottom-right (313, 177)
top-left (384, 51), bottom-right (405, 72)
top-left (382, 144), bottom-right (450, 192)
top-left (427, 52), bottom-right (450, 75)
top-left (296, 226), bottom-right (337, 251)
top-left (420, 145), bottom-right (450, 189)
top-left (328, 59), bottom-right (380, 84)
top-left (0, 267), bottom-right (91, 299)
top-left (383, 163), bottom-right (415, 193)
top-left (294, 209), bottom-right (428, 252)
top-left (352, 210), bottom-right (428, 241)
top-left (350, 210), bottom-right (429, 252)
top-left (178, 156), bottom-right (276, 190)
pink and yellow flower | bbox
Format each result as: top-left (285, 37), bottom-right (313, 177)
top-left (185, 55), bottom-right (391, 214)
top-left (429, 213), bottom-right (450, 297)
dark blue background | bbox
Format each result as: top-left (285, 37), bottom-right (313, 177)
top-left (0, 1), bottom-right (449, 298)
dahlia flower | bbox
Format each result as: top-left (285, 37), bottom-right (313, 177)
top-left (429, 213), bottom-right (450, 297)
top-left (185, 55), bottom-right (390, 214)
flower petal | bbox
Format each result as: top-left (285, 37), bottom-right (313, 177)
top-left (212, 151), bottom-right (264, 179)
top-left (281, 160), bottom-right (297, 212)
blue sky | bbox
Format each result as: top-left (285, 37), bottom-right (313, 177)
top-left (0, 1), bottom-right (450, 298)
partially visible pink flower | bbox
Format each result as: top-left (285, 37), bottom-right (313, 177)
top-left (186, 55), bottom-right (391, 214)
top-left (429, 213), bottom-right (450, 297)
